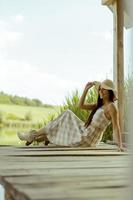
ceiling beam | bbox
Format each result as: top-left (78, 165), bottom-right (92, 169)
top-left (102, 0), bottom-right (114, 6)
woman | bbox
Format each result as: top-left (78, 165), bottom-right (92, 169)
top-left (17, 79), bottom-right (124, 151)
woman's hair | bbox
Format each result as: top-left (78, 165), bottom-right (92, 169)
top-left (108, 90), bottom-right (115, 102)
top-left (84, 90), bottom-right (115, 128)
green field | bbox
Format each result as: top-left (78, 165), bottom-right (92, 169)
top-left (0, 104), bottom-right (60, 145)
top-left (0, 103), bottom-right (60, 123)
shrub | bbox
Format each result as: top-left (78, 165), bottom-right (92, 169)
top-left (0, 110), bottom-right (4, 123)
top-left (24, 111), bottom-right (32, 121)
top-left (102, 123), bottom-right (113, 142)
top-left (47, 113), bottom-right (56, 122)
top-left (58, 89), bottom-right (98, 122)
top-left (6, 113), bottom-right (21, 121)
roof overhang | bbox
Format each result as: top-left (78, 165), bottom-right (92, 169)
top-left (123, 0), bottom-right (133, 29)
top-left (102, 0), bottom-right (133, 29)
top-left (102, 0), bottom-right (115, 6)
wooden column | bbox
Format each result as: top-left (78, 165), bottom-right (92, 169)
top-left (5, 191), bottom-right (15, 200)
top-left (102, 0), bottom-right (125, 142)
top-left (113, 0), bottom-right (124, 142)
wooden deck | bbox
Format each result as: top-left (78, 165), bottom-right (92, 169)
top-left (0, 143), bottom-right (129, 200)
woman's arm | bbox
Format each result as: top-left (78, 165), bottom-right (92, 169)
top-left (78, 82), bottom-right (96, 110)
top-left (109, 103), bottom-right (124, 151)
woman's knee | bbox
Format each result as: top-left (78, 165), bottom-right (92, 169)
top-left (64, 109), bottom-right (72, 115)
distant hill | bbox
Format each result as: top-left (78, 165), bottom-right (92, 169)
top-left (0, 91), bottom-right (54, 108)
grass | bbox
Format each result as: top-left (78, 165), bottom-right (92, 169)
top-left (0, 128), bottom-right (23, 146)
top-left (0, 104), bottom-right (60, 124)
top-left (0, 103), bottom-right (60, 145)
top-left (0, 102), bottom-right (64, 146)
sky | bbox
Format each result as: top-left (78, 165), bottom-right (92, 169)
top-left (0, 0), bottom-right (113, 105)
top-left (0, 185), bottom-right (4, 200)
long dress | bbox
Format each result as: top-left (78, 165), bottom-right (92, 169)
top-left (43, 108), bottom-right (111, 147)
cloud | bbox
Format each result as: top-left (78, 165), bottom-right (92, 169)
top-left (0, 19), bottom-right (24, 52)
top-left (0, 29), bottom-right (23, 48)
top-left (0, 20), bottom-right (8, 27)
top-left (15, 14), bottom-right (24, 24)
top-left (0, 10), bottom-right (113, 105)
top-left (90, 30), bottom-right (113, 42)
top-left (0, 56), bottom-right (113, 105)
top-left (0, 58), bottom-right (81, 105)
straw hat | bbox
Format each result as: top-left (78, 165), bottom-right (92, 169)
top-left (93, 81), bottom-right (101, 91)
top-left (94, 79), bottom-right (118, 101)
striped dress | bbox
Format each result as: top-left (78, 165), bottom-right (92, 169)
top-left (43, 108), bottom-right (111, 147)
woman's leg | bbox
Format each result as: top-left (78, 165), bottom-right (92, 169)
top-left (19, 109), bottom-right (76, 146)
top-left (25, 110), bottom-right (70, 145)
top-left (34, 109), bottom-right (83, 146)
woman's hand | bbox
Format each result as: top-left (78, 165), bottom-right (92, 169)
top-left (117, 146), bottom-right (126, 152)
top-left (85, 82), bottom-right (95, 90)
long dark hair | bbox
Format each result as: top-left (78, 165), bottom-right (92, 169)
top-left (84, 90), bottom-right (115, 128)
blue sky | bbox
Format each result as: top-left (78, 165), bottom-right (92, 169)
top-left (0, 0), bottom-right (113, 105)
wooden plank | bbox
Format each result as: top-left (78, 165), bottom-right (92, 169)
top-left (1, 181), bottom-right (128, 200)
top-left (0, 152), bottom-right (128, 167)
top-left (18, 187), bottom-right (128, 200)
top-left (0, 167), bottom-right (127, 177)
top-left (0, 156), bottom-right (128, 165)
top-left (2, 178), bottom-right (128, 189)
top-left (3, 177), bottom-right (128, 192)
top-left (0, 143), bottom-right (126, 155)
top-left (0, 142), bottom-right (120, 151)
top-left (1, 182), bottom-right (128, 200)
top-left (0, 161), bottom-right (128, 171)
top-left (0, 156), bottom-right (128, 164)
top-left (1, 173), bottom-right (128, 200)
top-left (0, 145), bottom-right (119, 154)
top-left (0, 149), bottom-right (128, 156)
top-left (0, 167), bottom-right (128, 200)
top-left (18, 145), bottom-right (118, 151)
top-left (1, 142), bottom-right (120, 150)
top-left (1, 174), bottom-right (128, 184)
top-left (0, 157), bottom-right (127, 164)
top-left (0, 146), bottom-right (129, 200)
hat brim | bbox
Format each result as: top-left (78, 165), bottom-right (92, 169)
top-left (101, 83), bottom-right (118, 101)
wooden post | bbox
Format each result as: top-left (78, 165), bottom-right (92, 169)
top-left (5, 190), bottom-right (15, 200)
top-left (113, 0), bottom-right (124, 142)
top-left (101, 0), bottom-right (125, 143)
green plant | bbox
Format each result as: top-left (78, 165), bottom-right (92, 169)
top-left (58, 89), bottom-right (98, 122)
top-left (102, 123), bottom-right (113, 142)
top-left (24, 111), bottom-right (32, 121)
top-left (6, 113), bottom-right (21, 121)
top-left (0, 110), bottom-right (4, 123)
top-left (46, 113), bottom-right (56, 122)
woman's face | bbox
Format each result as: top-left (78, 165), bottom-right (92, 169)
top-left (99, 86), bottom-right (109, 99)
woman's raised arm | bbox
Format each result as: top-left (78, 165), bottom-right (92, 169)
top-left (78, 82), bottom-right (97, 110)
